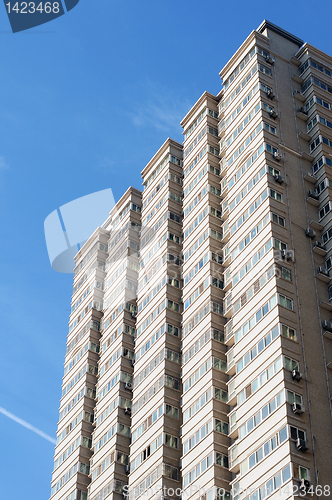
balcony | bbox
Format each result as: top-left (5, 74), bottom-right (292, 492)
top-left (221, 221), bottom-right (230, 243)
top-left (306, 190), bottom-right (320, 206)
top-left (316, 267), bottom-right (331, 283)
top-left (227, 377), bottom-right (237, 406)
top-left (292, 89), bottom-right (306, 102)
top-left (224, 291), bottom-right (233, 319)
top-left (228, 443), bottom-right (240, 473)
top-left (223, 245), bottom-right (231, 266)
top-left (312, 241), bottom-right (327, 256)
top-left (292, 74), bottom-right (304, 84)
top-left (228, 410), bottom-right (238, 439)
top-left (223, 276), bottom-right (232, 293)
top-left (296, 107), bottom-right (308, 121)
top-left (224, 319), bottom-right (234, 346)
top-left (226, 347), bottom-right (236, 376)
top-left (221, 178), bottom-right (228, 195)
top-left (303, 172), bottom-right (317, 184)
top-left (299, 131), bottom-right (311, 141)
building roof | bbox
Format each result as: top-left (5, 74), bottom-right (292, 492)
top-left (257, 19), bottom-right (303, 47)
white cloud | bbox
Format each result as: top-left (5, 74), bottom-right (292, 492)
top-left (130, 79), bottom-right (191, 134)
top-left (0, 406), bottom-right (56, 444)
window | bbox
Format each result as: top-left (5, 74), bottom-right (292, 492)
top-left (282, 324), bottom-right (296, 340)
top-left (274, 238), bottom-right (287, 251)
top-left (231, 214), bottom-right (270, 260)
top-left (183, 359), bottom-right (212, 393)
top-left (232, 238), bottom-right (272, 286)
top-left (167, 299), bottom-right (180, 312)
top-left (225, 103), bottom-right (261, 148)
top-left (267, 165), bottom-right (280, 176)
top-left (211, 206), bottom-right (222, 218)
top-left (244, 426), bottom-right (287, 472)
top-left (216, 452), bottom-right (229, 468)
top-left (250, 356), bottom-right (282, 397)
top-left (165, 434), bottom-right (178, 449)
top-left (264, 122), bottom-right (277, 134)
top-left (236, 324), bottom-right (279, 374)
top-left (227, 124), bottom-right (263, 167)
top-left (313, 155), bottom-right (332, 174)
top-left (215, 387), bottom-right (228, 403)
top-left (233, 265), bottom-right (275, 313)
top-left (290, 426), bottom-right (306, 441)
top-left (230, 189), bottom-right (268, 235)
top-left (270, 188), bottom-right (283, 202)
top-left (284, 356), bottom-right (299, 371)
top-left (272, 212), bottom-right (285, 226)
top-left (234, 295), bottom-right (277, 344)
top-left (319, 202), bottom-right (330, 220)
top-left (238, 390), bottom-right (285, 439)
top-left (183, 388), bottom-right (213, 423)
top-left (278, 293), bottom-right (294, 310)
top-left (229, 165), bottom-right (266, 211)
top-left (214, 357), bottom-right (227, 372)
top-left (259, 62), bottom-right (273, 76)
top-left (293, 465), bottom-right (310, 480)
top-left (215, 419), bottom-right (229, 435)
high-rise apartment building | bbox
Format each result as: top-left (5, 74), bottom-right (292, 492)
top-left (50, 20), bottom-right (332, 500)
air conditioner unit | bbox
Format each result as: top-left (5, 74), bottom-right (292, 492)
top-left (305, 228), bottom-right (316, 239)
top-left (125, 465), bottom-right (130, 475)
top-left (296, 438), bottom-right (308, 451)
top-left (273, 151), bottom-right (282, 161)
top-left (308, 190), bottom-right (319, 200)
top-left (124, 382), bottom-right (133, 391)
top-left (281, 250), bottom-right (293, 261)
top-left (300, 479), bottom-right (311, 492)
top-left (297, 106), bottom-right (308, 115)
top-left (322, 320), bottom-right (332, 332)
top-left (292, 402), bottom-right (305, 414)
top-left (269, 109), bottom-right (278, 119)
top-left (274, 173), bottom-right (284, 184)
top-left (314, 241), bottom-right (323, 249)
top-left (266, 89), bottom-right (275, 99)
top-left (318, 266), bottom-right (329, 277)
top-left (292, 369), bottom-right (303, 381)
top-left (124, 407), bottom-right (131, 415)
top-left (265, 55), bottom-right (274, 65)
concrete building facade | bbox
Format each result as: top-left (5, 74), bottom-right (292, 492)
top-left (50, 20), bottom-right (332, 500)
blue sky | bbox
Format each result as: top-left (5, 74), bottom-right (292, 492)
top-left (0, 1), bottom-right (331, 498)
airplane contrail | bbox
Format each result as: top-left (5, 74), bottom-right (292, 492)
top-left (0, 406), bottom-right (56, 444)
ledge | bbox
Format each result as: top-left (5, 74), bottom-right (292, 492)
top-left (297, 111), bottom-right (309, 121)
top-left (293, 90), bottom-right (305, 101)
top-left (292, 74), bottom-right (304, 84)
top-left (323, 330), bottom-right (332, 340)
top-left (303, 172), bottom-right (317, 184)
top-left (309, 220), bottom-right (323, 231)
top-left (290, 56), bottom-right (301, 66)
top-left (320, 301), bottom-right (332, 311)
top-left (316, 272), bottom-right (330, 283)
top-left (299, 131), bottom-right (311, 141)
top-left (302, 152), bottom-right (314, 161)
top-left (306, 196), bottom-right (320, 206)
top-left (313, 245), bottom-right (327, 256)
